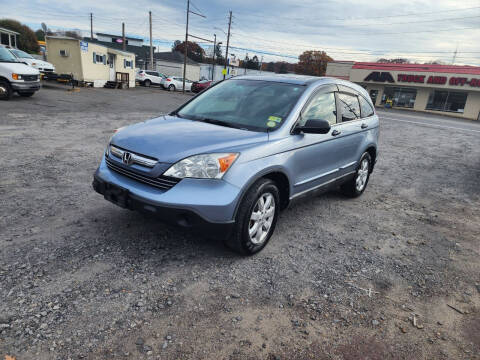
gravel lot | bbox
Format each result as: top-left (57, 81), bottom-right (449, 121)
top-left (1, 85), bottom-right (479, 360)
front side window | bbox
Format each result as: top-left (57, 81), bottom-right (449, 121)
top-left (177, 79), bottom-right (305, 132)
top-left (337, 93), bottom-right (360, 122)
top-left (300, 91), bottom-right (337, 126)
top-left (359, 96), bottom-right (374, 117)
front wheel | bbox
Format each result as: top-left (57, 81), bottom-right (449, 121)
top-left (0, 80), bottom-right (13, 100)
top-left (144, 79), bottom-right (151, 87)
top-left (341, 152), bottom-right (372, 197)
top-left (225, 178), bottom-right (280, 255)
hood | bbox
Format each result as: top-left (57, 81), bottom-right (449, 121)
top-left (0, 62), bottom-right (39, 75)
top-left (22, 58), bottom-right (54, 69)
top-left (111, 115), bottom-right (269, 163)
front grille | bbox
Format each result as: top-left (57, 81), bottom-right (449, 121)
top-left (106, 157), bottom-right (180, 190)
top-left (42, 69), bottom-right (53, 73)
top-left (23, 75), bottom-right (38, 81)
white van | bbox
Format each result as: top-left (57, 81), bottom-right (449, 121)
top-left (0, 45), bottom-right (41, 100)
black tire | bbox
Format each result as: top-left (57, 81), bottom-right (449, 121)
top-left (19, 92), bottom-right (35, 97)
top-left (144, 79), bottom-right (151, 87)
top-left (225, 178), bottom-right (280, 255)
top-left (341, 152), bottom-right (372, 198)
top-left (168, 84), bottom-right (176, 92)
top-left (0, 80), bottom-right (13, 100)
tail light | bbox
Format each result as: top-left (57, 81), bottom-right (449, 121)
top-left (166, 78), bottom-right (171, 81)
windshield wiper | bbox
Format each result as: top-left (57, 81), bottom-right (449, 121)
top-left (196, 117), bottom-right (242, 129)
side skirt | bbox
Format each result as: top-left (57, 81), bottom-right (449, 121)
top-left (288, 171), bottom-right (356, 204)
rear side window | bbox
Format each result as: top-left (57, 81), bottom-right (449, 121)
top-left (359, 96), bottom-right (374, 117)
top-left (337, 93), bottom-right (360, 122)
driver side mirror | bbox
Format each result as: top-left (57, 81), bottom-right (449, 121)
top-left (295, 119), bottom-right (331, 134)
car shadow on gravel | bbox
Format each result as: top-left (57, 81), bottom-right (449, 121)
top-left (79, 205), bottom-right (236, 263)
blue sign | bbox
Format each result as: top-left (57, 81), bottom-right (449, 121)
top-left (80, 41), bottom-right (88, 52)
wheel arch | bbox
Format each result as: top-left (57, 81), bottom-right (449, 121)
top-left (233, 167), bottom-right (292, 219)
top-left (362, 144), bottom-right (377, 172)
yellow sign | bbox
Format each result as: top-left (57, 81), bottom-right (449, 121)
top-left (221, 68), bottom-right (227, 75)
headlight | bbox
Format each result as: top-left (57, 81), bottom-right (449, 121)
top-left (12, 73), bottom-right (22, 80)
top-left (164, 153), bottom-right (239, 179)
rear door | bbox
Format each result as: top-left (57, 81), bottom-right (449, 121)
top-left (334, 87), bottom-right (368, 175)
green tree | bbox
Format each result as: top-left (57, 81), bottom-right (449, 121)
top-left (173, 40), bottom-right (205, 63)
top-left (35, 29), bottom-right (45, 41)
top-left (0, 19), bottom-right (39, 53)
top-left (296, 50), bottom-right (332, 76)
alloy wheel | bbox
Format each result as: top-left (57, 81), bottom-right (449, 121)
top-left (248, 193), bottom-right (275, 245)
top-left (355, 158), bottom-right (369, 192)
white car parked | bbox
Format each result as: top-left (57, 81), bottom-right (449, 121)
top-left (8, 48), bottom-right (55, 74)
top-left (136, 70), bottom-right (166, 87)
top-left (0, 46), bottom-right (41, 100)
top-left (164, 76), bottom-right (193, 91)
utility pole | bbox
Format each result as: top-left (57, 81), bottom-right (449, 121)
top-left (452, 43), bottom-right (458, 64)
top-left (149, 11), bottom-right (154, 70)
top-left (244, 52), bottom-right (248, 75)
top-left (90, 13), bottom-right (93, 40)
top-left (122, 22), bottom-right (126, 51)
top-left (211, 34), bottom-right (216, 80)
top-left (182, 0), bottom-right (190, 93)
top-left (223, 11), bottom-right (232, 80)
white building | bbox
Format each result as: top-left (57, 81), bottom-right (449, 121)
top-left (96, 33), bottom-right (144, 47)
top-left (154, 51), bottom-right (200, 80)
top-left (0, 27), bottom-right (19, 48)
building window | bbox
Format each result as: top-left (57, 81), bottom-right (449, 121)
top-left (381, 87), bottom-right (417, 108)
top-left (426, 90), bottom-right (467, 113)
top-left (10, 34), bottom-right (16, 47)
top-left (1, 33), bottom-right (9, 46)
top-left (369, 89), bottom-right (378, 105)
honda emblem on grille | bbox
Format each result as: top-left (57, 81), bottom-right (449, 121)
top-left (122, 152), bottom-right (133, 165)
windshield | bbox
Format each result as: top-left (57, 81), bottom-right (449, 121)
top-left (177, 79), bottom-right (305, 132)
top-left (0, 47), bottom-right (19, 62)
top-left (11, 49), bottom-right (34, 59)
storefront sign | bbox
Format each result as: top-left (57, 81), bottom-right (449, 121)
top-left (365, 71), bottom-right (480, 88)
top-left (364, 72), bottom-right (395, 83)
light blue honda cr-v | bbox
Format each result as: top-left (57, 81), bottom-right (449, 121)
top-left (93, 75), bottom-right (379, 255)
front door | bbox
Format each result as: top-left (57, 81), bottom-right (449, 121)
top-left (289, 85), bottom-right (346, 197)
top-left (108, 54), bottom-right (116, 81)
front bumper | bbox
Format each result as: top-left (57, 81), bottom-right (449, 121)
top-left (11, 81), bottom-right (41, 92)
top-left (92, 156), bottom-right (241, 233)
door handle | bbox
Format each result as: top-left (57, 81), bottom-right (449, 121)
top-left (331, 129), bottom-right (341, 136)
top-left (361, 123), bottom-right (368, 129)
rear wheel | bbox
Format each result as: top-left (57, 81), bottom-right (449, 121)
top-left (19, 92), bottom-right (35, 97)
top-left (225, 178), bottom-right (280, 255)
top-left (168, 84), bottom-right (176, 92)
top-left (0, 80), bottom-right (12, 100)
top-left (144, 79), bottom-right (151, 87)
top-left (341, 152), bottom-right (372, 197)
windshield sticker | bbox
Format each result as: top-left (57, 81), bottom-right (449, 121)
top-left (268, 116), bottom-right (282, 123)
top-left (267, 121), bottom-right (277, 128)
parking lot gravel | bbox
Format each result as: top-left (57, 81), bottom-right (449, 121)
top-left (1, 86), bottom-right (479, 359)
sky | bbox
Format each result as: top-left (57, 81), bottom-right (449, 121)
top-left (2, 0), bottom-right (480, 65)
